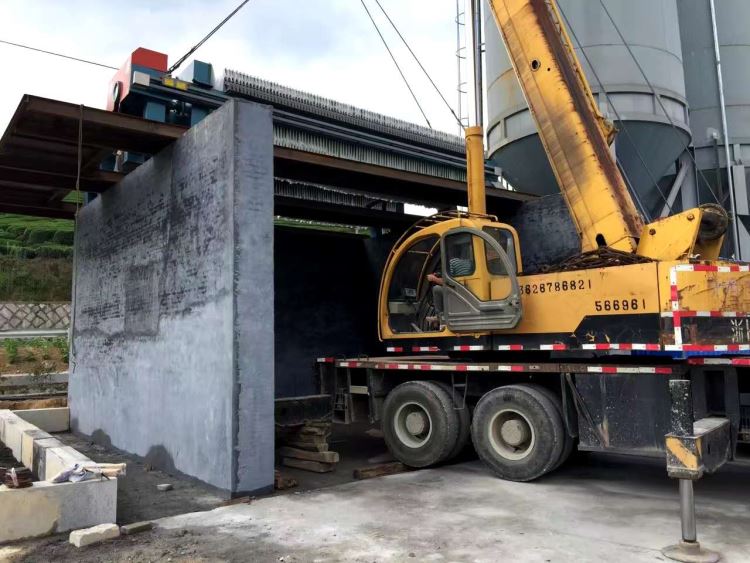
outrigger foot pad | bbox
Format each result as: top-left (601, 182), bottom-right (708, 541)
top-left (662, 541), bottom-right (721, 563)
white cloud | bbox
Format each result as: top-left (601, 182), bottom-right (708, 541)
top-left (0, 0), bottom-right (466, 135)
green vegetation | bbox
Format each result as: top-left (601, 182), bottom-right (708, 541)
top-left (0, 336), bottom-right (69, 375)
top-left (3, 339), bottom-right (18, 364)
top-left (0, 214), bottom-right (74, 259)
top-left (0, 214), bottom-right (74, 301)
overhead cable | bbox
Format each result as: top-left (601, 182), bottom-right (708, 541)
top-left (168, 0), bottom-right (253, 74)
top-left (360, 0), bottom-right (433, 129)
top-left (0, 39), bottom-right (117, 70)
top-left (595, 0), bottom-right (722, 207)
top-left (372, 0), bottom-right (463, 128)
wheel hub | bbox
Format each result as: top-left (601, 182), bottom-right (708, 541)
top-left (500, 419), bottom-right (529, 446)
top-left (405, 411), bottom-right (428, 435)
top-left (488, 408), bottom-right (536, 461)
top-left (393, 401), bottom-right (433, 448)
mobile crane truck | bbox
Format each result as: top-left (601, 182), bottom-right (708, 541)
top-left (318, 0), bottom-right (750, 507)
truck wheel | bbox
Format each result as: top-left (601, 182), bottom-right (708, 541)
top-left (527, 384), bottom-right (575, 470)
top-left (434, 381), bottom-right (471, 461)
top-left (382, 381), bottom-right (460, 468)
top-left (471, 384), bottom-right (564, 481)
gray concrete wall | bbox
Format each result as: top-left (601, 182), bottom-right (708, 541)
top-left (69, 99), bottom-right (274, 497)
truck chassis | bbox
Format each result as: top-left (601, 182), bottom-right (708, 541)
top-left (317, 355), bottom-right (749, 481)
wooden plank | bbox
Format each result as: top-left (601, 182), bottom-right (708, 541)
top-left (278, 432), bottom-right (329, 445)
top-left (282, 440), bottom-right (329, 452)
top-left (277, 447), bottom-right (339, 464)
top-left (282, 458), bottom-right (334, 473)
top-left (353, 462), bottom-right (409, 480)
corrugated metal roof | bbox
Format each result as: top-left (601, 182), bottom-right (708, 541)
top-left (223, 69), bottom-right (464, 155)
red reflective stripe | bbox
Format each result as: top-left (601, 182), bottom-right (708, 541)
top-left (673, 313), bottom-right (682, 328)
top-left (600, 367), bottom-right (619, 374)
top-left (691, 264), bottom-right (715, 272)
top-left (655, 367), bottom-right (673, 374)
top-left (455, 365), bottom-right (468, 371)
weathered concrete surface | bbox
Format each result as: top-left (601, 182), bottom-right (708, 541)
top-left (0, 409), bottom-right (117, 543)
top-left (9, 453), bottom-right (750, 561)
top-left (16, 407), bottom-right (70, 433)
top-left (69, 99), bottom-right (274, 496)
top-left (151, 456), bottom-right (750, 562)
top-left (0, 479), bottom-right (117, 544)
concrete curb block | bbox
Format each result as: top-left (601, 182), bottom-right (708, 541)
top-left (69, 523), bottom-right (120, 547)
top-left (0, 409), bottom-right (117, 543)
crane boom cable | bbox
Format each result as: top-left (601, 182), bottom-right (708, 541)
top-left (360, 0), bottom-right (432, 129)
top-left (372, 0), bottom-right (463, 128)
top-left (556, 4), bottom-right (671, 218)
top-left (595, 0), bottom-right (722, 208)
top-left (0, 39), bottom-right (117, 70)
top-left (168, 0), bottom-right (253, 74)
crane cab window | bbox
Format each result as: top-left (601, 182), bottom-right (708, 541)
top-left (443, 229), bottom-right (515, 303)
top-left (483, 227), bottom-right (517, 273)
top-left (387, 235), bottom-right (440, 333)
top-left (444, 232), bottom-right (476, 277)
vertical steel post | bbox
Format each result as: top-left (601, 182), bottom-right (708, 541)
top-left (679, 479), bottom-right (697, 543)
top-left (471, 0), bottom-right (483, 128)
top-left (709, 0), bottom-right (741, 260)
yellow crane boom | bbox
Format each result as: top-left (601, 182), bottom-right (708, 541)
top-left (485, 0), bottom-right (644, 253)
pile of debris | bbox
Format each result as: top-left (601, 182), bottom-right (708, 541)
top-left (276, 420), bottom-right (340, 473)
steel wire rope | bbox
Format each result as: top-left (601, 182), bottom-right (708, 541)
top-left (68, 105), bottom-right (84, 373)
top-left (168, 0), bottom-right (253, 74)
top-left (557, 3), bottom-right (671, 219)
top-left (360, 0), bottom-right (433, 128)
top-left (0, 39), bottom-right (117, 69)
top-left (372, 0), bottom-right (463, 128)
top-left (595, 0), bottom-right (722, 207)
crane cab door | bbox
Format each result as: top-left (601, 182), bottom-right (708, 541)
top-left (440, 227), bottom-right (522, 332)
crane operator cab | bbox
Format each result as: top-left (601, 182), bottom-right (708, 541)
top-left (379, 212), bottom-right (523, 339)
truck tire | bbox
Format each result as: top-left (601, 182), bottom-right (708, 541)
top-left (471, 384), bottom-right (565, 481)
top-left (434, 381), bottom-right (471, 461)
top-left (382, 380), bottom-right (460, 468)
top-left (527, 384), bottom-right (575, 470)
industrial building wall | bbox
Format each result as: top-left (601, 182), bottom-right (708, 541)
top-left (274, 228), bottom-right (387, 398)
top-left (68, 99), bottom-right (274, 497)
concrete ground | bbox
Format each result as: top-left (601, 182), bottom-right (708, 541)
top-left (7, 452), bottom-right (750, 562)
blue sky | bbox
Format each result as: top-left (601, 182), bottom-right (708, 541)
top-left (0, 0), bottom-right (465, 134)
